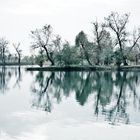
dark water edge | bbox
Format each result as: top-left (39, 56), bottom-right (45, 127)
top-left (26, 65), bottom-right (140, 71)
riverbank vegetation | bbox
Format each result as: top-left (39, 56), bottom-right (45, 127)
top-left (0, 38), bottom-right (35, 65)
top-left (30, 12), bottom-right (140, 67)
top-left (0, 12), bottom-right (140, 67)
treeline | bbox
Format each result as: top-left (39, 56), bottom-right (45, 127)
top-left (0, 12), bottom-right (140, 66)
top-left (0, 39), bottom-right (21, 64)
top-left (0, 39), bottom-right (35, 65)
top-left (30, 12), bottom-right (140, 67)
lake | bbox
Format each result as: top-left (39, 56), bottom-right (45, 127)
top-left (0, 66), bottom-right (140, 140)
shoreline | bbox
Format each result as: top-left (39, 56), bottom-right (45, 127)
top-left (26, 65), bottom-right (140, 71)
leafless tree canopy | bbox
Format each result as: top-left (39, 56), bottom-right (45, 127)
top-left (13, 43), bottom-right (22, 64)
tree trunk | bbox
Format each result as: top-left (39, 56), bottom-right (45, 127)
top-left (18, 54), bottom-right (21, 65)
top-left (122, 56), bottom-right (128, 66)
top-left (81, 44), bottom-right (92, 65)
top-left (44, 46), bottom-right (54, 66)
top-left (117, 34), bottom-right (128, 65)
top-left (2, 48), bottom-right (5, 64)
top-left (96, 49), bottom-right (100, 65)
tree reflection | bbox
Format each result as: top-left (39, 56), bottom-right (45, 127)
top-left (93, 72), bottom-right (113, 116)
top-left (13, 66), bottom-right (22, 88)
top-left (103, 71), bottom-right (140, 124)
top-left (0, 66), bottom-right (23, 94)
top-left (0, 66), bottom-right (12, 93)
top-left (31, 70), bottom-right (140, 124)
top-left (31, 71), bottom-right (54, 112)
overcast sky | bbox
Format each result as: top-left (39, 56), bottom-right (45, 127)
top-left (0, 0), bottom-right (140, 55)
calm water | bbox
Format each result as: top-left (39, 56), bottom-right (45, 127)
top-left (0, 66), bottom-right (140, 140)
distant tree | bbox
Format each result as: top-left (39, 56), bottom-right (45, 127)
top-left (13, 43), bottom-right (22, 64)
top-left (0, 38), bottom-right (9, 64)
top-left (30, 24), bottom-right (55, 65)
top-left (75, 31), bottom-right (92, 65)
top-left (22, 55), bottom-right (35, 65)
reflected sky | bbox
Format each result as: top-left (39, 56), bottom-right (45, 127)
top-left (0, 67), bottom-right (140, 140)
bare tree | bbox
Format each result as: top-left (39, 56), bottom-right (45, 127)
top-left (105, 12), bottom-right (130, 65)
top-left (0, 38), bottom-right (9, 64)
top-left (13, 43), bottom-right (22, 64)
top-left (127, 28), bottom-right (140, 57)
top-left (92, 21), bottom-right (112, 65)
top-left (30, 24), bottom-right (55, 65)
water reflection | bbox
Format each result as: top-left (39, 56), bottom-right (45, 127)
top-left (13, 66), bottom-right (22, 88)
top-left (0, 66), bottom-right (22, 94)
top-left (0, 67), bottom-right (140, 140)
top-left (31, 71), bottom-right (140, 125)
top-left (0, 67), bottom-right (140, 125)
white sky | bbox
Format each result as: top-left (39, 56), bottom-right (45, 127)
top-left (0, 0), bottom-right (140, 55)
